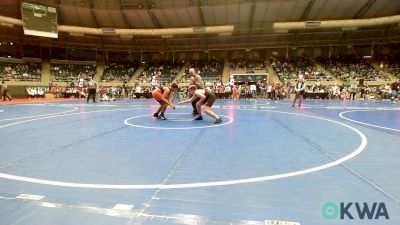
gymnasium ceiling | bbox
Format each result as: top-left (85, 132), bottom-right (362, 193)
top-left (0, 0), bottom-right (400, 51)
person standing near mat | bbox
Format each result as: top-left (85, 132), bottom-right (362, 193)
top-left (389, 79), bottom-right (399, 104)
top-left (151, 71), bottom-right (160, 90)
top-left (188, 68), bottom-right (204, 116)
top-left (1, 80), bottom-right (12, 101)
top-left (179, 85), bottom-right (223, 124)
top-left (152, 83), bottom-right (178, 120)
top-left (349, 83), bottom-right (357, 100)
top-left (291, 78), bottom-right (305, 107)
top-left (86, 76), bottom-right (97, 103)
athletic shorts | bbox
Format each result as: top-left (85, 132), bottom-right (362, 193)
top-left (152, 90), bottom-right (163, 104)
top-left (204, 94), bottom-right (216, 107)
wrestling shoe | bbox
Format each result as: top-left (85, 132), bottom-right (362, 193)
top-left (214, 118), bottom-right (223, 124)
top-left (158, 115), bottom-right (167, 120)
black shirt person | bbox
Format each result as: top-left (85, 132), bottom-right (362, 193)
top-left (1, 81), bottom-right (12, 101)
top-left (86, 77), bottom-right (97, 103)
top-left (291, 78), bottom-right (305, 107)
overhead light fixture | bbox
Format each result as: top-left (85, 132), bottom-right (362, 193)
top-left (161, 34), bottom-right (173, 38)
top-left (102, 28), bottom-right (116, 34)
top-left (0, 13), bottom-right (234, 36)
top-left (193, 27), bottom-right (206, 33)
top-left (120, 35), bottom-right (133, 39)
top-left (274, 29), bottom-right (289, 33)
top-left (305, 21), bottom-right (321, 27)
top-left (70, 32), bottom-right (84, 36)
top-left (0, 22), bottom-right (13, 27)
top-left (342, 26), bottom-right (357, 31)
top-left (218, 32), bottom-right (232, 36)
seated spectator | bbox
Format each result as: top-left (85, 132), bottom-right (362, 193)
top-left (317, 55), bottom-right (389, 82)
top-left (270, 57), bottom-right (330, 83)
top-left (102, 62), bottom-right (136, 83)
top-left (183, 60), bottom-right (223, 87)
top-left (100, 93), bottom-right (115, 101)
top-left (0, 61), bottom-right (41, 81)
top-left (37, 88), bottom-right (45, 98)
top-left (51, 63), bottom-right (96, 83)
top-left (230, 59), bottom-right (266, 71)
top-left (50, 85), bottom-right (58, 97)
top-left (137, 61), bottom-right (184, 85)
top-left (26, 87), bottom-right (36, 98)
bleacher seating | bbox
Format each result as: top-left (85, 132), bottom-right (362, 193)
top-left (387, 64), bottom-right (400, 78)
top-left (0, 61), bottom-right (41, 81)
top-left (377, 53), bottom-right (400, 78)
top-left (271, 57), bottom-right (331, 82)
top-left (230, 59), bottom-right (266, 72)
top-left (102, 63), bottom-right (136, 83)
top-left (318, 56), bottom-right (389, 82)
top-left (51, 63), bottom-right (96, 82)
top-left (137, 61), bottom-right (183, 85)
top-left (184, 60), bottom-right (223, 84)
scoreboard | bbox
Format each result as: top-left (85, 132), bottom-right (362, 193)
top-left (21, 2), bottom-right (58, 38)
